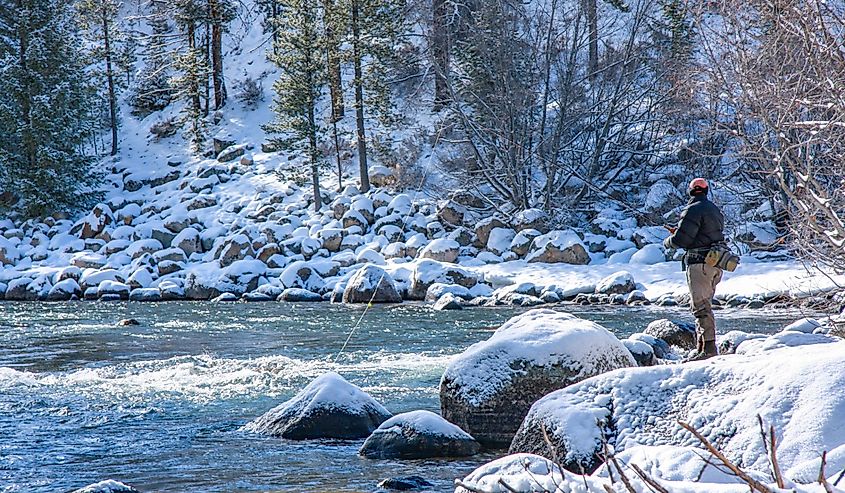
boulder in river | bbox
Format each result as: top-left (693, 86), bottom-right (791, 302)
top-left (509, 340), bottom-right (845, 478)
top-left (376, 476), bottom-right (433, 491)
top-left (440, 309), bottom-right (636, 448)
top-left (278, 288), bottom-right (323, 302)
top-left (243, 372), bottom-right (391, 440)
top-left (342, 265), bottom-right (401, 304)
top-left (594, 271), bottom-right (636, 295)
top-left (360, 410), bottom-right (480, 459)
top-left (644, 319), bottom-right (697, 349)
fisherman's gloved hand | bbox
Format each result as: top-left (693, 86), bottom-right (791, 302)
top-left (662, 236), bottom-right (673, 249)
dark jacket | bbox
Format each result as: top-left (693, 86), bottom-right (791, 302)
top-left (664, 194), bottom-right (725, 264)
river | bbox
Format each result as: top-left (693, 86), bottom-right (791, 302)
top-left (0, 302), bottom-right (811, 492)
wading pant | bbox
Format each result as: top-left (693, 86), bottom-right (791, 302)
top-left (686, 263), bottom-right (723, 342)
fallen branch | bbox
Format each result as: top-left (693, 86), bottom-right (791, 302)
top-left (819, 451), bottom-right (835, 493)
top-left (678, 420), bottom-right (774, 493)
top-left (631, 463), bottom-right (671, 493)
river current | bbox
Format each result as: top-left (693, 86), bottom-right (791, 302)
top-left (0, 302), bottom-right (808, 492)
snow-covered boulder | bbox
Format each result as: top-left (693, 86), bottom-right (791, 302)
top-left (172, 227), bottom-right (202, 256)
top-left (512, 208), bottom-right (548, 233)
top-left (425, 283), bottom-right (472, 302)
top-left (359, 410), bottom-right (480, 459)
top-left (644, 319), bottom-right (697, 350)
top-left (369, 165), bottom-right (395, 187)
top-left (509, 229), bottom-right (541, 257)
top-left (418, 238), bottom-right (460, 263)
top-left (278, 288), bottom-right (323, 302)
top-left (486, 228), bottom-right (516, 256)
top-left (4, 277), bottom-right (39, 301)
top-left (595, 271), bottom-right (636, 295)
top-left (243, 372), bottom-right (391, 440)
top-left (129, 288), bottom-right (162, 302)
top-left (735, 331), bottom-right (841, 356)
top-left (71, 252), bottom-right (108, 270)
top-left (622, 338), bottom-right (657, 366)
top-left (433, 293), bottom-right (464, 311)
top-left (629, 244), bottom-right (666, 265)
top-left (342, 265), bottom-right (401, 304)
top-left (408, 260), bottom-right (478, 300)
top-left (437, 200), bottom-right (467, 227)
top-left (473, 217), bottom-right (508, 248)
top-left (440, 309), bottom-right (636, 447)
top-left (70, 479), bottom-right (141, 493)
top-left (0, 236), bottom-right (21, 266)
top-left (46, 279), bottom-right (82, 301)
top-left (509, 341), bottom-right (845, 481)
top-left (280, 261), bottom-right (325, 292)
top-left (98, 280), bottom-right (130, 300)
top-left (526, 231), bottom-right (589, 265)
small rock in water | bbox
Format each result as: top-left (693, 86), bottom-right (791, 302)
top-left (377, 476), bottom-right (434, 491)
top-left (117, 319), bottom-right (140, 326)
top-left (433, 293), bottom-right (463, 311)
top-left (212, 292), bottom-right (239, 302)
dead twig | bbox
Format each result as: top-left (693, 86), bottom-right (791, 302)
top-left (678, 420), bottom-right (774, 493)
top-left (454, 479), bottom-right (495, 493)
top-left (497, 478), bottom-right (520, 493)
top-left (769, 424), bottom-right (785, 489)
top-left (609, 455), bottom-right (638, 493)
top-left (631, 463), bottom-right (671, 493)
top-left (819, 451), bottom-right (835, 493)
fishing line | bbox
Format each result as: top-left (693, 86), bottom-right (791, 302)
top-left (333, 125), bottom-right (441, 363)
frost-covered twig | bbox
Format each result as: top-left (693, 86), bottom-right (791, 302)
top-left (678, 420), bottom-right (774, 493)
top-left (630, 464), bottom-right (670, 493)
top-left (758, 415), bottom-right (785, 488)
top-left (454, 479), bottom-right (495, 493)
top-left (818, 451), bottom-right (835, 493)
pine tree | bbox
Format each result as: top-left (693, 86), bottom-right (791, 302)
top-left (78, 0), bottom-right (130, 156)
top-left (130, 2), bottom-right (174, 116)
top-left (346, 0), bottom-right (406, 193)
top-left (209, 0), bottom-right (237, 110)
top-left (263, 0), bottom-right (326, 211)
top-left (0, 0), bottom-right (100, 217)
top-left (173, 0), bottom-right (211, 150)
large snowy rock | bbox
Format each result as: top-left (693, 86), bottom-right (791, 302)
top-left (512, 208), bottom-right (548, 233)
top-left (408, 260), bottom-right (478, 300)
top-left (359, 410), bottom-right (480, 459)
top-left (629, 244), bottom-right (666, 265)
top-left (342, 265), bottom-right (401, 303)
top-left (644, 319), bottom-right (697, 350)
top-left (595, 271), bottom-right (636, 295)
top-left (473, 217), bottom-right (508, 248)
top-left (440, 309), bottom-right (636, 448)
top-left (437, 200), bottom-right (467, 227)
top-left (0, 236), bottom-right (21, 265)
top-left (486, 228), bottom-right (516, 256)
top-left (509, 341), bottom-right (845, 481)
top-left (419, 238), bottom-right (460, 263)
top-left (46, 279), bottom-right (82, 301)
top-left (243, 372), bottom-right (391, 440)
top-left (526, 231), bottom-right (589, 265)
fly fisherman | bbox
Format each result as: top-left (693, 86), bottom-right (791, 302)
top-left (663, 178), bottom-right (725, 362)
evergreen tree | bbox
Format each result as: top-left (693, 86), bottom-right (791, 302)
top-left (263, 0), bottom-right (325, 211)
top-left (130, 2), bottom-right (174, 116)
top-left (209, 0), bottom-right (237, 110)
top-left (0, 0), bottom-right (99, 217)
top-left (173, 0), bottom-right (211, 150)
top-left (78, 0), bottom-right (130, 156)
top-left (346, 0), bottom-right (406, 192)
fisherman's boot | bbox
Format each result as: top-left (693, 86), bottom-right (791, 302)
top-left (684, 338), bottom-right (718, 363)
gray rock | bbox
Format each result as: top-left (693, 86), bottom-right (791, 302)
top-left (376, 476), bottom-right (433, 491)
top-left (343, 265), bottom-right (401, 304)
top-left (278, 288), bottom-right (323, 302)
top-left (433, 293), bottom-right (464, 311)
top-left (644, 319), bottom-right (697, 350)
top-left (244, 372), bottom-right (390, 440)
top-left (440, 309), bottom-right (636, 448)
top-left (360, 410), bottom-right (480, 459)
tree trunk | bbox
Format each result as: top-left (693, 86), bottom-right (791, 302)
top-left (102, 5), bottom-right (119, 156)
top-left (323, 0), bottom-right (344, 119)
top-left (586, 0), bottom-right (597, 81)
top-left (351, 0), bottom-right (370, 193)
top-left (309, 105), bottom-right (322, 212)
top-left (432, 0), bottom-right (450, 111)
top-left (203, 19), bottom-right (210, 116)
top-left (211, 0), bottom-right (226, 109)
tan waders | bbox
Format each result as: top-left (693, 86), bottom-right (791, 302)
top-left (684, 263), bottom-right (723, 362)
